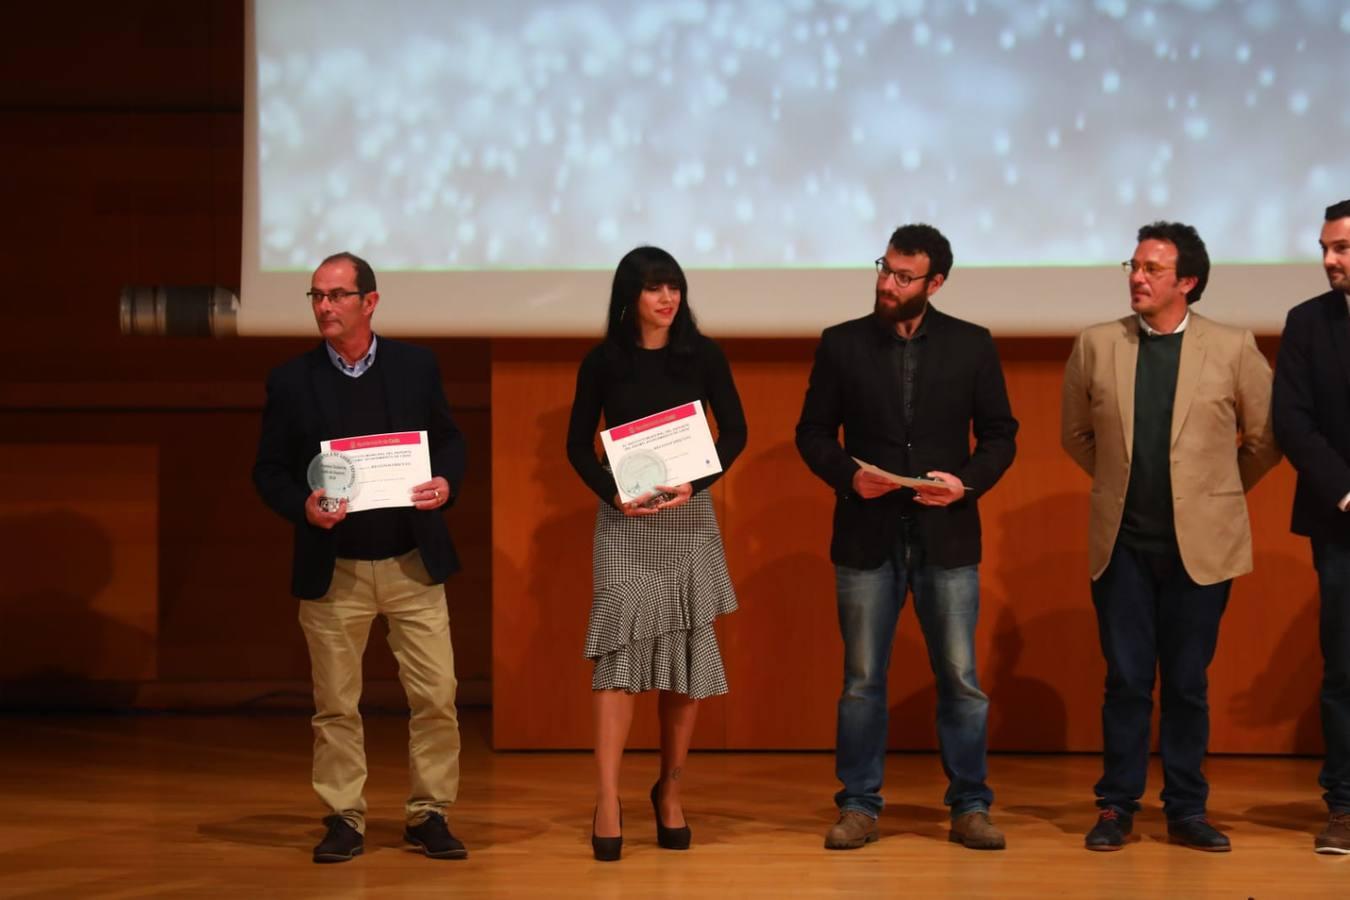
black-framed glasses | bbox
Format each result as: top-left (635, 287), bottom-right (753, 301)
top-left (875, 258), bottom-right (929, 288)
top-left (306, 289), bottom-right (364, 303)
top-left (1120, 261), bottom-right (1176, 278)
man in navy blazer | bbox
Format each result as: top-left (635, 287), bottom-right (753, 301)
top-left (253, 252), bottom-right (468, 863)
top-left (1272, 199), bottom-right (1350, 854)
top-left (796, 224), bottom-right (1018, 852)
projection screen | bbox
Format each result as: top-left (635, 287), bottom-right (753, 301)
top-left (241, 0), bottom-right (1350, 336)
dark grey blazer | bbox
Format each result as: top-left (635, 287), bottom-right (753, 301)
top-left (252, 338), bottom-right (466, 599)
top-left (1274, 290), bottom-right (1350, 546)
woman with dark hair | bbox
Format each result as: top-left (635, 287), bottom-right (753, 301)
top-left (566, 245), bottom-right (747, 861)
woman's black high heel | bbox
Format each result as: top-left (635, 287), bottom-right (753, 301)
top-left (651, 780), bottom-right (692, 850)
top-left (591, 801), bottom-right (623, 861)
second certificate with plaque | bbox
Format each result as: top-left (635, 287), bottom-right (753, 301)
top-left (600, 401), bottom-right (723, 504)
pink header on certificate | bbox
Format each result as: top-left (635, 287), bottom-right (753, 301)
top-left (328, 431), bottom-right (424, 452)
top-left (607, 403), bottom-right (698, 439)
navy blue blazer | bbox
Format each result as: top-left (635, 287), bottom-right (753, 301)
top-left (252, 338), bottom-right (466, 599)
top-left (1273, 290), bottom-right (1350, 545)
top-left (795, 308), bottom-right (1018, 570)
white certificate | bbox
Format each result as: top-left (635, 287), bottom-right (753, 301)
top-left (601, 401), bottom-right (723, 504)
top-left (319, 430), bottom-right (432, 513)
top-left (852, 457), bottom-right (955, 491)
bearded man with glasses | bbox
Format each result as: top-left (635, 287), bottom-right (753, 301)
top-left (796, 223), bottom-right (1019, 851)
top-left (1062, 221), bottom-right (1280, 852)
top-left (1272, 199), bottom-right (1350, 854)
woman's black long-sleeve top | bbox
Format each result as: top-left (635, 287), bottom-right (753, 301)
top-left (566, 336), bottom-right (748, 506)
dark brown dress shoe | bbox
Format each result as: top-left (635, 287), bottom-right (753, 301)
top-left (1315, 811), bottom-right (1350, 855)
top-left (950, 810), bottom-right (1006, 850)
top-left (824, 810), bottom-right (879, 850)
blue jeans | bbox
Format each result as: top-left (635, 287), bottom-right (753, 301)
top-left (1090, 541), bottom-right (1230, 821)
top-left (1312, 538), bottom-right (1350, 814)
top-left (834, 524), bottom-right (992, 818)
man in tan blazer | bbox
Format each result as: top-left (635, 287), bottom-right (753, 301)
top-left (1062, 221), bottom-right (1279, 853)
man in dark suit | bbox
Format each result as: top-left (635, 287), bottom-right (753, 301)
top-left (796, 224), bottom-right (1018, 851)
top-left (253, 251), bottom-right (468, 863)
top-left (1272, 198), bottom-right (1350, 855)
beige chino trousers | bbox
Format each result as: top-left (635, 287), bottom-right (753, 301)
top-left (298, 549), bottom-right (461, 833)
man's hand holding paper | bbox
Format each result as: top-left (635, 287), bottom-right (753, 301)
top-left (851, 457), bottom-right (964, 504)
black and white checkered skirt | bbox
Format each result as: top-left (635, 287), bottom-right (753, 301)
top-left (584, 491), bottom-right (737, 699)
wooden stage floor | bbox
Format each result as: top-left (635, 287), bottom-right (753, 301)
top-left (0, 710), bottom-right (1344, 898)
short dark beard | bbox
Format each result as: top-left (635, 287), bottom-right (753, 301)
top-left (874, 289), bottom-right (928, 326)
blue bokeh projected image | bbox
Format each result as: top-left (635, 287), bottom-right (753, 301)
top-left (257, 0), bottom-right (1349, 271)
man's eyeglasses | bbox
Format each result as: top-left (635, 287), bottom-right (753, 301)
top-left (1121, 261), bottom-right (1176, 278)
top-left (306, 289), bottom-right (365, 304)
top-left (875, 258), bottom-right (929, 288)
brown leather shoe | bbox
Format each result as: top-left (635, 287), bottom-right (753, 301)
top-left (824, 810), bottom-right (879, 850)
top-left (950, 810), bottom-right (1007, 850)
top-left (1315, 812), bottom-right (1350, 855)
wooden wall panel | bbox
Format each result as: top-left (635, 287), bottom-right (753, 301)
top-left (0, 445), bottom-right (158, 685)
top-left (490, 337), bottom-right (1322, 753)
top-left (714, 340), bottom-right (841, 749)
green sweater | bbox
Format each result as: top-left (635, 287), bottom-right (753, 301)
top-left (1119, 330), bottom-right (1184, 553)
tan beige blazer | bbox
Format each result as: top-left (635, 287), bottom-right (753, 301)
top-left (1061, 313), bottom-right (1280, 585)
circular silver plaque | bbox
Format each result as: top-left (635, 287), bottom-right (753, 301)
top-left (614, 449), bottom-right (668, 500)
top-left (306, 451), bottom-right (360, 513)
